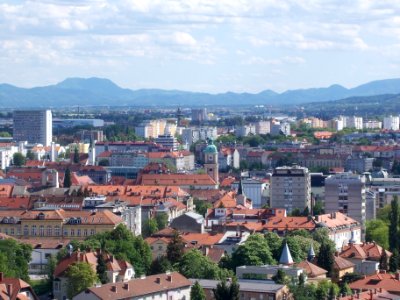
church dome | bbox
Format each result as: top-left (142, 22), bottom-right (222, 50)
top-left (204, 138), bottom-right (217, 154)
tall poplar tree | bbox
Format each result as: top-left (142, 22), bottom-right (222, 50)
top-left (389, 196), bottom-right (399, 252)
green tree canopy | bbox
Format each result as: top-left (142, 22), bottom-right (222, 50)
top-left (66, 262), bottom-right (98, 298)
top-left (389, 196), bottom-right (399, 251)
top-left (191, 281), bottom-right (206, 300)
top-left (316, 241), bottom-right (335, 277)
top-left (194, 198), bottom-right (212, 216)
top-left (366, 219), bottom-right (389, 250)
top-left (0, 239), bottom-right (32, 281)
top-left (13, 152), bottom-right (26, 166)
top-left (155, 213), bottom-right (169, 231)
top-left (166, 230), bottom-right (185, 265)
top-left (86, 224), bottom-right (152, 276)
top-left (142, 218), bottom-right (158, 238)
top-left (177, 249), bottom-right (230, 280)
top-left (230, 234), bottom-right (275, 269)
top-left (149, 256), bottom-right (172, 275)
top-left (63, 168), bottom-right (72, 188)
top-left (213, 278), bottom-right (240, 300)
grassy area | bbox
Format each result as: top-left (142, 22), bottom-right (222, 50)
top-left (30, 279), bottom-right (51, 296)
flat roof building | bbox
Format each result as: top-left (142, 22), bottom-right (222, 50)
top-left (13, 110), bottom-right (52, 146)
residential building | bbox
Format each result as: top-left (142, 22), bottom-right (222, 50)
top-left (232, 178), bottom-right (268, 208)
top-left (345, 116), bottom-right (363, 130)
top-left (218, 147), bottom-right (240, 171)
top-left (77, 129), bottom-right (104, 143)
top-left (0, 272), bottom-right (39, 300)
top-left (54, 250), bottom-right (134, 300)
top-left (383, 115), bottom-right (400, 131)
top-left (140, 174), bottom-right (218, 189)
top-left (332, 255), bottom-right (355, 282)
top-left (340, 242), bottom-right (392, 275)
top-left (270, 165), bottom-right (311, 213)
top-left (192, 279), bottom-right (289, 300)
top-left (13, 110), bottom-right (52, 146)
top-left (0, 209), bottom-right (123, 239)
top-left (191, 108), bottom-right (208, 122)
top-left (73, 272), bottom-right (192, 300)
top-left (349, 271), bottom-right (400, 295)
top-left (314, 212), bottom-right (362, 249)
top-left (181, 127), bottom-right (217, 145)
top-left (345, 156), bottom-right (374, 174)
top-left (170, 211), bottom-right (204, 233)
top-left (235, 124), bottom-right (255, 137)
top-left (255, 120), bottom-right (271, 134)
top-left (363, 120), bottom-right (382, 129)
top-left (154, 134), bottom-right (179, 151)
top-left (324, 172), bottom-right (366, 236)
top-left (338, 289), bottom-right (400, 300)
top-left (148, 151), bottom-right (195, 171)
top-left (271, 121), bottom-right (291, 136)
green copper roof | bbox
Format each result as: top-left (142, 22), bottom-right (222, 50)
top-left (204, 138), bottom-right (217, 154)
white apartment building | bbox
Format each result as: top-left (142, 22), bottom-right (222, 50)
top-left (232, 178), bottom-right (268, 208)
top-left (235, 124), bottom-right (256, 137)
top-left (255, 120), bottom-right (271, 134)
top-left (363, 120), bottom-right (382, 129)
top-left (270, 121), bottom-right (291, 136)
top-left (383, 115), bottom-right (400, 131)
top-left (181, 127), bottom-right (218, 145)
top-left (270, 165), bottom-right (311, 213)
top-left (13, 110), bottom-right (52, 146)
top-left (324, 172), bottom-right (366, 236)
top-left (135, 119), bottom-right (177, 139)
top-left (345, 116), bottom-right (363, 130)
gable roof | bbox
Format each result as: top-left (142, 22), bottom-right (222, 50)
top-left (296, 260), bottom-right (327, 277)
top-left (349, 272), bottom-right (400, 294)
top-left (83, 272), bottom-right (191, 299)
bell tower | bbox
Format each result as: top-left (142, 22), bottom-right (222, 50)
top-left (204, 138), bottom-right (219, 184)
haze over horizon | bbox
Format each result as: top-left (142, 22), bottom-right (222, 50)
top-left (1, 1), bottom-right (400, 93)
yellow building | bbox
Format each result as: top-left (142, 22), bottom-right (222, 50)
top-left (0, 209), bottom-right (123, 240)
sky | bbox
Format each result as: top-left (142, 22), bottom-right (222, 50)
top-left (1, 0), bottom-right (400, 93)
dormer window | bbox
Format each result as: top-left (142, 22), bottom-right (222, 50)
top-left (38, 212), bottom-right (45, 220)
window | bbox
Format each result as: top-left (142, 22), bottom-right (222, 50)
top-left (64, 228), bottom-right (68, 236)
top-left (47, 226), bottom-right (52, 236)
top-left (54, 226), bottom-right (60, 236)
top-left (39, 225), bottom-right (45, 236)
top-left (31, 225), bottom-right (37, 236)
top-left (70, 229), bottom-right (75, 236)
top-left (77, 229), bottom-right (81, 236)
top-left (23, 225), bottom-right (29, 236)
top-left (83, 229), bottom-right (88, 236)
top-left (10, 228), bottom-right (14, 235)
top-left (54, 281), bottom-right (61, 291)
top-left (90, 229), bottom-right (96, 235)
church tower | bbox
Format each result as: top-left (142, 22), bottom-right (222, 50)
top-left (204, 138), bottom-right (219, 184)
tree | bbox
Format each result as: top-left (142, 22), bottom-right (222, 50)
top-left (73, 147), bottom-right (80, 163)
top-left (313, 200), bottom-right (324, 215)
top-left (150, 256), bottom-right (172, 275)
top-left (46, 254), bottom-right (57, 288)
top-left (298, 272), bottom-right (306, 286)
top-left (96, 253), bottom-right (108, 284)
top-left (86, 224), bottom-right (152, 276)
top-left (317, 240), bottom-right (335, 277)
top-left (177, 249), bottom-right (229, 280)
top-left (191, 281), bottom-right (206, 300)
top-left (379, 249), bottom-right (388, 271)
top-left (142, 218), bottom-right (158, 238)
top-left (264, 232), bottom-right (283, 261)
top-left (0, 239), bottom-right (32, 281)
top-left (213, 278), bottom-right (240, 300)
top-left (340, 283), bottom-right (352, 296)
top-left (26, 150), bottom-right (35, 160)
top-left (65, 262), bottom-right (98, 298)
top-left (230, 234), bottom-right (275, 269)
top-left (63, 168), bottom-right (72, 188)
top-left (194, 198), bottom-right (212, 216)
top-left (13, 152), bottom-right (26, 166)
top-left (272, 269), bottom-right (288, 284)
top-left (166, 231), bottom-right (185, 265)
top-left (389, 197), bottom-right (399, 252)
top-left (366, 219), bottom-right (389, 250)
top-left (155, 213), bottom-right (169, 231)
top-left (389, 249), bottom-right (399, 272)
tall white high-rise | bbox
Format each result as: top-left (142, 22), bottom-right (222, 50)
top-left (13, 110), bottom-right (52, 146)
top-left (383, 115), bottom-right (400, 131)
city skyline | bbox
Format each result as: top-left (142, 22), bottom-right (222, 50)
top-left (1, 1), bottom-right (400, 93)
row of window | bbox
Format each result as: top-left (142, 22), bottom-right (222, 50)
top-left (0, 225), bottom-right (96, 237)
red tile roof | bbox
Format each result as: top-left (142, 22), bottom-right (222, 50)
top-left (84, 272), bottom-right (191, 299)
top-left (338, 289), bottom-right (398, 300)
top-left (340, 242), bottom-right (392, 261)
top-left (349, 272), bottom-right (400, 294)
top-left (296, 260), bottom-right (327, 277)
top-left (141, 174), bottom-right (217, 186)
top-left (264, 216), bottom-right (316, 231)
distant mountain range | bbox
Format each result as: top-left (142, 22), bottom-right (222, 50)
top-left (0, 77), bottom-right (400, 108)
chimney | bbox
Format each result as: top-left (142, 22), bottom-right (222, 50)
top-left (123, 283), bottom-right (129, 291)
top-left (6, 284), bottom-right (12, 297)
top-left (156, 277), bottom-right (161, 284)
top-left (111, 285), bottom-right (117, 293)
top-left (395, 272), bottom-right (400, 280)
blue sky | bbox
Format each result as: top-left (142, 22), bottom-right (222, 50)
top-left (1, 0), bottom-right (399, 93)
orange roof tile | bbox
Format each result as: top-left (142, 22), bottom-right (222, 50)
top-left (349, 272), bottom-right (400, 294)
